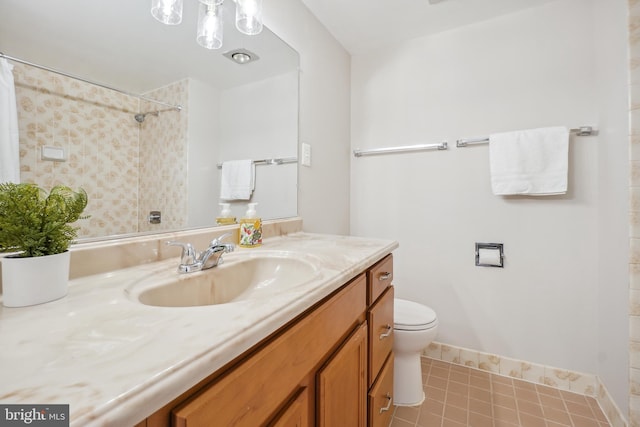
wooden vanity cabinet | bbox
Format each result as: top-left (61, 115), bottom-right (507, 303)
top-left (172, 274), bottom-right (366, 427)
top-left (137, 254), bottom-right (395, 427)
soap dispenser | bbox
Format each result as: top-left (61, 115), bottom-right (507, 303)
top-left (239, 203), bottom-right (262, 248)
top-left (216, 203), bottom-right (236, 226)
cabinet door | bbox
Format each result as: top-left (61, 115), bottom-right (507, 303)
top-left (367, 255), bottom-right (393, 305)
top-left (368, 354), bottom-right (394, 427)
top-left (317, 321), bottom-right (368, 427)
top-left (368, 285), bottom-right (394, 388)
top-left (268, 387), bottom-right (309, 427)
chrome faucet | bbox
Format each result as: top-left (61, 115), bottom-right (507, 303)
top-left (167, 233), bottom-right (235, 273)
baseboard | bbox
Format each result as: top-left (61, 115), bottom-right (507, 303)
top-left (423, 341), bottom-right (627, 427)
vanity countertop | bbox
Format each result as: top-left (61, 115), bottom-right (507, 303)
top-left (0, 232), bottom-right (397, 426)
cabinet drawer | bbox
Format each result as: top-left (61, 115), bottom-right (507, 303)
top-left (366, 254), bottom-right (393, 305)
top-left (368, 354), bottom-right (394, 427)
top-left (367, 285), bottom-right (394, 388)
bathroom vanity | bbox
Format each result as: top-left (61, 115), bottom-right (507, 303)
top-left (0, 231), bottom-right (397, 427)
top-left (137, 254), bottom-right (395, 427)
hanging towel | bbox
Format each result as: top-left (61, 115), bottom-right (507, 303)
top-left (220, 159), bottom-right (255, 200)
top-left (0, 58), bottom-right (20, 183)
top-left (489, 126), bottom-right (569, 196)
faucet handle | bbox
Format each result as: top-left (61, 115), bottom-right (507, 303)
top-left (166, 241), bottom-right (197, 265)
top-left (210, 232), bottom-right (233, 247)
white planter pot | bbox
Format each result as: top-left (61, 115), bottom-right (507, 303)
top-left (1, 251), bottom-right (70, 307)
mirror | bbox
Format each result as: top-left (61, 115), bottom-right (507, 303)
top-left (0, 0), bottom-right (299, 240)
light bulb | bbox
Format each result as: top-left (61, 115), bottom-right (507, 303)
top-left (197, 2), bottom-right (224, 50)
top-left (235, 0), bottom-right (263, 36)
top-left (150, 0), bottom-right (183, 25)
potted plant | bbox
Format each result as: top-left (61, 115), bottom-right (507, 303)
top-left (0, 183), bottom-right (88, 307)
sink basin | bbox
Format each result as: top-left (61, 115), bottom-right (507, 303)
top-left (128, 252), bottom-right (320, 307)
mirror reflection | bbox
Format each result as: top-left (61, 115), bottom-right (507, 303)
top-left (0, 0), bottom-right (299, 240)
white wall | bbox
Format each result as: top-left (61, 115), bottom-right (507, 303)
top-left (351, 0), bottom-right (627, 409)
top-left (187, 78), bottom-right (221, 227)
top-left (186, 72), bottom-right (298, 225)
top-left (593, 0), bottom-right (630, 413)
top-left (218, 71), bottom-right (298, 220)
top-left (264, 0), bottom-right (351, 235)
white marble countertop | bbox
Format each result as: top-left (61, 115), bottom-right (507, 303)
top-left (0, 232), bottom-right (397, 426)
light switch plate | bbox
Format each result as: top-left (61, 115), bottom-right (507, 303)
top-left (301, 143), bottom-right (311, 167)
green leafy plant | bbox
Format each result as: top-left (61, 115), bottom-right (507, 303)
top-left (0, 183), bottom-right (88, 257)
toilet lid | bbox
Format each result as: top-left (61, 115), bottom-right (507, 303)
top-left (394, 298), bottom-right (438, 331)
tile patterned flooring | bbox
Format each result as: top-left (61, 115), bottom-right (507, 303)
top-left (389, 358), bottom-right (611, 427)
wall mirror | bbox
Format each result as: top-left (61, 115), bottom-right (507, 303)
top-left (0, 0), bottom-right (299, 240)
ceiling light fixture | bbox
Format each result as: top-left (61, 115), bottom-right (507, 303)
top-left (223, 48), bottom-right (260, 64)
top-left (151, 0), bottom-right (263, 50)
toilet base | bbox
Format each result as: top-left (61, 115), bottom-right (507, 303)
top-left (394, 390), bottom-right (425, 407)
top-left (393, 352), bottom-right (426, 406)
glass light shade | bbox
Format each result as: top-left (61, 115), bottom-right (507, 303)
top-left (151, 0), bottom-right (183, 25)
top-left (235, 0), bottom-right (263, 36)
top-left (197, 3), bottom-right (223, 50)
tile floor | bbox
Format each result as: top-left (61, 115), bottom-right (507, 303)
top-left (389, 358), bottom-right (611, 427)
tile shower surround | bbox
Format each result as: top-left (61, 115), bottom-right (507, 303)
top-left (12, 63), bottom-right (189, 239)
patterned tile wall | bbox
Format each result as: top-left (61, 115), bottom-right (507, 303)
top-left (632, 1), bottom-right (640, 425)
top-left (11, 64), bottom-right (189, 239)
top-left (12, 63), bottom-right (140, 238)
top-left (137, 81), bottom-right (189, 233)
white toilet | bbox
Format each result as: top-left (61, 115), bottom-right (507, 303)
top-left (393, 298), bottom-right (439, 406)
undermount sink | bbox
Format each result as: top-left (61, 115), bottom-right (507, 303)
top-left (127, 252), bottom-right (320, 307)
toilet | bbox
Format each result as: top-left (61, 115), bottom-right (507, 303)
top-left (393, 298), bottom-right (439, 406)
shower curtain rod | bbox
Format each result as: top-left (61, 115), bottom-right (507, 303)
top-left (0, 52), bottom-right (183, 112)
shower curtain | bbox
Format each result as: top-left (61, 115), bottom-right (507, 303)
top-left (0, 58), bottom-right (20, 184)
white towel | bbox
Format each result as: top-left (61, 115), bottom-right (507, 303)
top-left (489, 126), bottom-right (569, 196)
top-left (220, 159), bottom-right (255, 200)
top-left (0, 58), bottom-right (20, 183)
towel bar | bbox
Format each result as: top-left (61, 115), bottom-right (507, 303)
top-left (353, 142), bottom-right (448, 157)
top-left (216, 157), bottom-right (297, 169)
top-left (456, 126), bottom-right (598, 148)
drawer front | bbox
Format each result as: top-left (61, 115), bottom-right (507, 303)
top-left (367, 254), bottom-right (393, 305)
top-left (368, 354), bottom-right (394, 427)
top-left (367, 285), bottom-right (394, 388)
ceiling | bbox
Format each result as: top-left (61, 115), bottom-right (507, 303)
top-left (299, 0), bottom-right (561, 55)
top-left (0, 0), bottom-right (298, 94)
top-left (0, 0), bottom-right (562, 93)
